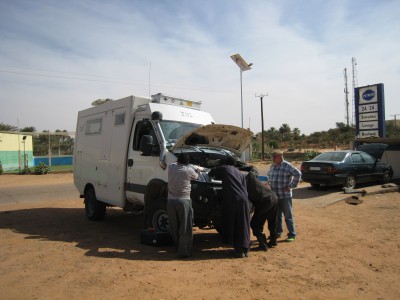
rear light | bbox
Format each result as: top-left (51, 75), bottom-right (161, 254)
top-left (324, 166), bottom-right (337, 174)
top-left (301, 165), bottom-right (308, 171)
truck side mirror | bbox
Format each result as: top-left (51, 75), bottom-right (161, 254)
top-left (140, 135), bottom-right (154, 156)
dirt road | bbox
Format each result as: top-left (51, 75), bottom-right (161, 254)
top-left (0, 173), bottom-right (399, 299)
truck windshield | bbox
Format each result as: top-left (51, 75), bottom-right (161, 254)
top-left (160, 121), bottom-right (202, 148)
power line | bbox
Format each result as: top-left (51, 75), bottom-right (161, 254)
top-left (0, 65), bottom-right (134, 81)
top-left (0, 67), bottom-right (229, 93)
top-left (0, 69), bottom-right (146, 85)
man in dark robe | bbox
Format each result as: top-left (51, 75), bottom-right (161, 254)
top-left (246, 170), bottom-right (279, 250)
top-left (209, 157), bottom-right (251, 258)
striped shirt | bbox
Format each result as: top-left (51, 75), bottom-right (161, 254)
top-left (267, 160), bottom-right (301, 199)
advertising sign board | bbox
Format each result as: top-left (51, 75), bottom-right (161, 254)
top-left (355, 83), bottom-right (385, 138)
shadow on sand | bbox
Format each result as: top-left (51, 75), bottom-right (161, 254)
top-left (0, 207), bottom-right (254, 261)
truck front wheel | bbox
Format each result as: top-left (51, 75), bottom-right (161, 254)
top-left (84, 187), bottom-right (106, 221)
top-left (146, 198), bottom-right (169, 233)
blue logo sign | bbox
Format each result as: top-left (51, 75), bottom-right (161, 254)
top-left (362, 89), bottom-right (375, 101)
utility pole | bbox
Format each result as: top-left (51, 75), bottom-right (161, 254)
top-left (343, 68), bottom-right (350, 126)
top-left (255, 94), bottom-right (268, 160)
top-left (351, 57), bottom-right (358, 125)
top-left (390, 114), bottom-right (400, 137)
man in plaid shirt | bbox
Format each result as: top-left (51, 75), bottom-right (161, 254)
top-left (267, 150), bottom-right (301, 242)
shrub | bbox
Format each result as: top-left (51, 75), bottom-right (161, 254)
top-left (303, 150), bottom-right (320, 161)
top-left (287, 146), bottom-right (296, 152)
top-left (35, 162), bottom-right (50, 175)
top-left (19, 166), bottom-right (31, 175)
top-left (0, 161), bottom-right (3, 175)
top-left (268, 140), bottom-right (279, 149)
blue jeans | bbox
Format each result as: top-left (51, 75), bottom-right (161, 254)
top-left (277, 197), bottom-right (296, 237)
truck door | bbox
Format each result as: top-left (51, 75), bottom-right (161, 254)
top-left (125, 118), bottom-right (160, 204)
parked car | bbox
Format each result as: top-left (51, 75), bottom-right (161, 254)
top-left (300, 150), bottom-right (393, 189)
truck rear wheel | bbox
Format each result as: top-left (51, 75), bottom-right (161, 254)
top-left (146, 198), bottom-right (169, 233)
top-left (84, 187), bottom-right (106, 220)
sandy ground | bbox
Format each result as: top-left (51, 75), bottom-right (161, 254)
top-left (1, 170), bottom-right (400, 300)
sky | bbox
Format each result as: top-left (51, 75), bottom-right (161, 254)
top-left (1, 0), bottom-right (399, 135)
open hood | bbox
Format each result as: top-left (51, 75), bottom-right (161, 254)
top-left (172, 124), bottom-right (253, 156)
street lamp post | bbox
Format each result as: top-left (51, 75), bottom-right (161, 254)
top-left (255, 94), bottom-right (268, 160)
top-left (22, 136), bottom-right (27, 169)
top-left (230, 54), bottom-right (253, 128)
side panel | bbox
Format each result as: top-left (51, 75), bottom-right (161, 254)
top-left (73, 98), bottom-right (134, 207)
top-left (96, 107), bottom-right (128, 204)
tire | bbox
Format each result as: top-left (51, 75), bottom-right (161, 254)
top-left (343, 175), bottom-right (356, 189)
top-left (310, 183), bottom-right (320, 188)
top-left (84, 187), bottom-right (106, 221)
top-left (381, 170), bottom-right (391, 184)
top-left (145, 198), bottom-right (169, 233)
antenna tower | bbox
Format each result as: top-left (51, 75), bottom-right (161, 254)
top-left (351, 57), bottom-right (358, 125)
top-left (343, 68), bottom-right (350, 126)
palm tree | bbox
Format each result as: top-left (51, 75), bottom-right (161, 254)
top-left (279, 123), bottom-right (292, 141)
top-left (292, 128), bottom-right (301, 140)
top-left (0, 122), bottom-right (18, 131)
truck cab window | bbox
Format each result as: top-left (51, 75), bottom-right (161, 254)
top-left (133, 121), bottom-right (158, 153)
top-left (159, 121), bottom-right (201, 147)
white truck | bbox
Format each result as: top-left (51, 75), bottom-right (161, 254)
top-left (73, 93), bottom-right (253, 232)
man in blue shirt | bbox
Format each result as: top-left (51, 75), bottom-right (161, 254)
top-left (267, 150), bottom-right (301, 242)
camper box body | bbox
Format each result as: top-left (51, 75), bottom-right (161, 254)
top-left (73, 94), bottom-right (214, 210)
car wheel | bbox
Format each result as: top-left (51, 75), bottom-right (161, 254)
top-left (310, 183), bottom-right (320, 188)
top-left (343, 175), bottom-right (356, 189)
top-left (146, 198), bottom-right (169, 233)
top-left (84, 187), bottom-right (106, 221)
top-left (381, 170), bottom-right (391, 184)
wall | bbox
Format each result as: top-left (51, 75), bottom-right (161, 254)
top-left (33, 156), bottom-right (73, 166)
top-left (381, 150), bottom-right (400, 179)
top-left (0, 133), bottom-right (33, 170)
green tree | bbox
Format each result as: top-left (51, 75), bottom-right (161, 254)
top-left (32, 130), bottom-right (74, 156)
top-left (0, 122), bottom-right (18, 131)
top-left (292, 128), bottom-right (301, 140)
top-left (266, 127), bottom-right (281, 141)
top-left (279, 123), bottom-right (292, 141)
top-left (21, 126), bottom-right (36, 132)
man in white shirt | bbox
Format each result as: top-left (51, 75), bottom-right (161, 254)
top-left (167, 153), bottom-right (200, 258)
